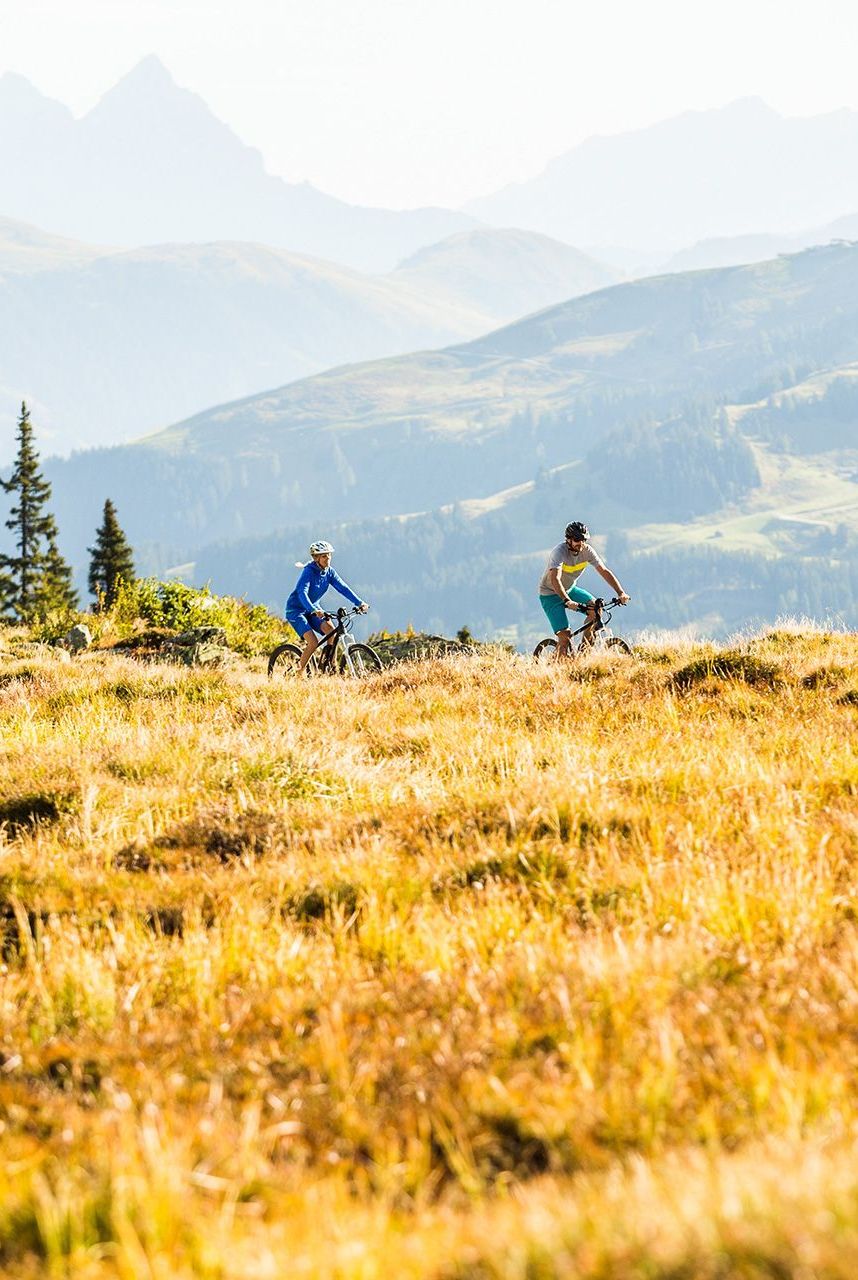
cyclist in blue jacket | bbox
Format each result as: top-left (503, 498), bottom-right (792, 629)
top-left (285, 540), bottom-right (369, 673)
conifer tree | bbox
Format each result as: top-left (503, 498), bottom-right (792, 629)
top-left (88, 498), bottom-right (135, 610)
top-left (43, 529), bottom-right (80, 614)
top-left (0, 402), bottom-right (78, 620)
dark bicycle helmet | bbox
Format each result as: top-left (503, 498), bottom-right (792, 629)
top-left (565, 521), bottom-right (589, 541)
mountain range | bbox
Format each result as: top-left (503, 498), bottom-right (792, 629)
top-left (467, 98), bottom-right (858, 255)
top-left (7, 64), bottom-right (858, 278)
top-left (41, 242), bottom-right (858, 634)
top-left (0, 57), bottom-right (473, 272)
top-left (0, 218), bottom-right (615, 455)
top-left (659, 211), bottom-right (858, 274)
top-left (2, 64), bottom-right (858, 636)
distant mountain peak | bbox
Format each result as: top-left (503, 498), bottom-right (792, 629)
top-left (0, 70), bottom-right (71, 119)
top-left (91, 54), bottom-right (187, 108)
top-left (718, 95), bottom-right (779, 116)
top-left (119, 53), bottom-right (176, 87)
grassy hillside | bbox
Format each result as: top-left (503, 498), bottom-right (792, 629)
top-left (0, 235), bottom-right (488, 457)
top-left (0, 221), bottom-right (623, 457)
top-left (0, 626), bottom-right (857, 1276)
top-left (44, 242), bottom-right (858, 559)
top-left (389, 228), bottom-right (617, 325)
top-left (0, 217), bottom-right (110, 272)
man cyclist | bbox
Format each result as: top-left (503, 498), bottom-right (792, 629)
top-left (538, 521), bottom-right (630, 658)
top-left (286, 541), bottom-right (369, 674)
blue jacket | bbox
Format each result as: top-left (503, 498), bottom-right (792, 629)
top-left (285, 562), bottom-right (363, 616)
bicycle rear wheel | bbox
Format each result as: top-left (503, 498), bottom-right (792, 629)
top-left (267, 642), bottom-right (304, 677)
top-left (606, 637), bottom-right (633, 656)
top-left (340, 642), bottom-right (383, 676)
top-left (533, 637), bottom-right (558, 664)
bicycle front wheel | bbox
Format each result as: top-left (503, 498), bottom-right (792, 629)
top-left (268, 642), bottom-right (304, 678)
top-left (606, 637), bottom-right (633, 656)
top-left (533, 637), bottom-right (558, 665)
top-left (341, 642), bottom-right (383, 677)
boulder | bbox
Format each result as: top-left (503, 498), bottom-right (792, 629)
top-left (171, 626), bottom-right (228, 648)
top-left (61, 623), bottom-right (92, 654)
top-left (109, 626), bottom-right (231, 665)
top-left (370, 633), bottom-right (466, 666)
top-left (176, 640), bottom-right (232, 667)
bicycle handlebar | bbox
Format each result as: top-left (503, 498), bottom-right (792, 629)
top-left (316, 605), bottom-right (368, 621)
top-left (564, 596), bottom-right (627, 610)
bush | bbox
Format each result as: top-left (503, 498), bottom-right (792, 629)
top-left (106, 579), bottom-right (293, 655)
top-left (671, 649), bottom-right (782, 690)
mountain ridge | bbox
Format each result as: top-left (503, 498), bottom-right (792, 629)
top-left (38, 242), bottom-right (858, 577)
top-left (0, 57), bottom-right (476, 271)
top-left (466, 98), bottom-right (858, 252)
top-left (0, 219), bottom-right (617, 454)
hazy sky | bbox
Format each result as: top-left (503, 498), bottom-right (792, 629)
top-left (3, 0), bottom-right (858, 209)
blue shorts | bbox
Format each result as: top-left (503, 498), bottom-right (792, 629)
top-left (539, 587), bottom-right (595, 634)
top-left (285, 608), bottom-right (329, 639)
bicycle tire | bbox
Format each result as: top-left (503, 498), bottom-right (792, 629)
top-left (341, 642), bottom-right (383, 677)
top-left (606, 637), bottom-right (633, 656)
top-left (533, 637), bottom-right (558, 664)
top-left (267, 642), bottom-right (304, 678)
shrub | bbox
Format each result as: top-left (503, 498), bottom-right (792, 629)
top-left (671, 649), bottom-right (782, 690)
top-left (106, 579), bottom-right (292, 655)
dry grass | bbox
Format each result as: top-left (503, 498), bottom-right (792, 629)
top-left (0, 628), bottom-right (856, 1277)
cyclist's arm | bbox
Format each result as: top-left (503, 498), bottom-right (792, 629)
top-left (549, 567), bottom-right (577, 608)
top-left (329, 568), bottom-right (364, 609)
top-left (596, 565), bottom-right (629, 603)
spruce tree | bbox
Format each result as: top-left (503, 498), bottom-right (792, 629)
top-left (43, 529), bottom-right (80, 614)
top-left (88, 498), bottom-right (135, 610)
top-left (0, 402), bottom-right (78, 620)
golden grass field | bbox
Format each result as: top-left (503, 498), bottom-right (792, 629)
top-left (1, 625), bottom-right (857, 1278)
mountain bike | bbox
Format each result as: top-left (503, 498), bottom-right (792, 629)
top-left (533, 597), bottom-right (633, 663)
top-left (268, 607), bottom-right (382, 678)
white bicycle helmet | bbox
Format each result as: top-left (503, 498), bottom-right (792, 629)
top-left (309, 540), bottom-right (335, 556)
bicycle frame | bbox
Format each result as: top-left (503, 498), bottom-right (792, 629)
top-left (311, 607), bottom-right (362, 674)
top-left (569, 598), bottom-right (620, 649)
top-left (531, 597), bottom-right (630, 663)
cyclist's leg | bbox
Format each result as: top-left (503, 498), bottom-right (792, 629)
top-left (288, 612), bottom-right (331, 673)
top-left (567, 586), bottom-right (597, 649)
top-left (539, 594), bottom-right (573, 658)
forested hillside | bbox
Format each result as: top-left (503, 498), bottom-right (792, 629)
top-left (192, 481), bottom-right (858, 642)
top-left (40, 242), bottom-right (858, 636)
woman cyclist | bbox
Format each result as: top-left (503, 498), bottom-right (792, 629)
top-left (286, 541), bottom-right (369, 674)
top-left (538, 521), bottom-right (629, 658)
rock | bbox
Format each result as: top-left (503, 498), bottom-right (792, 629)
top-left (168, 627), bottom-right (231, 666)
top-left (107, 625), bottom-right (232, 665)
top-left (176, 641), bottom-right (232, 667)
top-left (60, 624), bottom-right (92, 654)
top-left (171, 627), bottom-right (228, 648)
top-left (371, 634), bottom-right (466, 666)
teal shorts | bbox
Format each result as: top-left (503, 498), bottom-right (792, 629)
top-left (539, 587), bottom-right (595, 634)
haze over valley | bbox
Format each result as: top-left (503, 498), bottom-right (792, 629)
top-left (0, 218), bottom-right (616, 453)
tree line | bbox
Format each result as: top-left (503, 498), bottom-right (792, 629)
top-left (192, 497), bottom-right (858, 639)
top-left (0, 403), bottom-right (135, 621)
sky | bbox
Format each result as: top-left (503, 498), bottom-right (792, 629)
top-left (2, 0), bottom-right (858, 209)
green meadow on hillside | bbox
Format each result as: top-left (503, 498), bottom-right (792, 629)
top-left (0, 622), bottom-right (857, 1277)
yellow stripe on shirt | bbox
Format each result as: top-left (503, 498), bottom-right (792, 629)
top-left (562, 562), bottom-right (587, 574)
